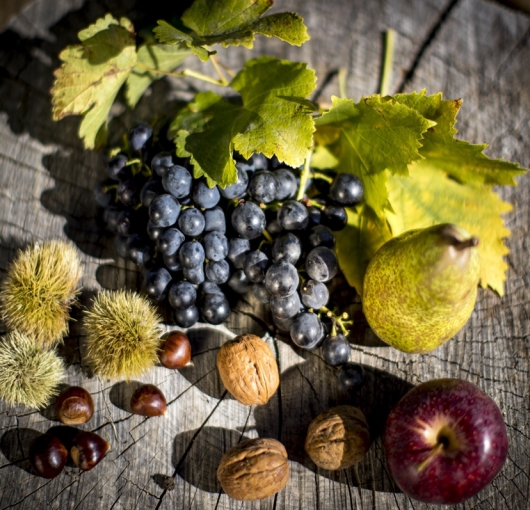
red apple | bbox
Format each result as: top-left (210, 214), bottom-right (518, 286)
top-left (384, 378), bottom-right (508, 505)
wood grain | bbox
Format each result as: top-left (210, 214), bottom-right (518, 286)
top-left (0, 0), bottom-right (529, 509)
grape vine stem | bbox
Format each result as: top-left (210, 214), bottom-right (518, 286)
top-left (379, 29), bottom-right (395, 97)
top-left (296, 150), bottom-right (313, 201)
top-left (135, 62), bottom-right (227, 87)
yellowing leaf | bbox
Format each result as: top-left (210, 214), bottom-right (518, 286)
top-left (335, 206), bottom-right (392, 296)
top-left (154, 0), bottom-right (308, 59)
top-left (386, 165), bottom-right (513, 295)
top-left (171, 57), bottom-right (316, 187)
top-left (393, 90), bottom-right (525, 187)
top-left (125, 42), bottom-right (192, 108)
top-left (314, 95), bottom-right (435, 220)
top-left (51, 15), bottom-right (137, 149)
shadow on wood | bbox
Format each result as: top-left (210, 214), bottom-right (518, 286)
top-left (0, 427), bottom-right (41, 475)
top-left (109, 380), bottom-right (144, 413)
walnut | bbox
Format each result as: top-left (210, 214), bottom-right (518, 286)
top-left (217, 334), bottom-right (279, 406)
top-left (217, 437), bottom-right (289, 501)
top-left (304, 405), bottom-right (370, 470)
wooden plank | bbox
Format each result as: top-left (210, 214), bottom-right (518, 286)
top-left (0, 0), bottom-right (528, 509)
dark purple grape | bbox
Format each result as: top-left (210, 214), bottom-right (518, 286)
top-left (147, 220), bottom-right (164, 241)
top-left (338, 363), bottom-right (365, 392)
top-left (151, 152), bottom-right (174, 177)
top-left (149, 194), bottom-right (180, 227)
top-left (107, 154), bottom-right (129, 180)
top-left (300, 280), bottom-right (329, 309)
top-left (308, 225), bottom-right (335, 249)
top-left (243, 250), bottom-right (269, 283)
top-left (114, 235), bottom-right (128, 258)
top-left (329, 174), bottom-right (364, 205)
top-left (174, 305), bottom-right (199, 328)
top-left (277, 201), bottom-right (309, 231)
top-left (205, 259), bottom-right (230, 284)
top-left (231, 201), bottom-right (266, 240)
top-left (322, 334), bottom-right (351, 366)
top-left (227, 238), bottom-right (251, 268)
top-left (204, 207), bottom-right (226, 233)
top-left (322, 205), bottom-right (347, 231)
top-left (290, 312), bottom-right (324, 349)
top-left (272, 233), bottom-right (301, 265)
top-left (144, 267), bottom-right (172, 302)
top-left (245, 153), bottom-right (268, 171)
top-left (94, 180), bottom-right (115, 207)
top-left (219, 164), bottom-right (249, 199)
top-left (270, 292), bottom-right (302, 320)
top-left (248, 170), bottom-right (279, 203)
top-left (200, 293), bottom-right (230, 325)
top-left (141, 178), bottom-right (164, 208)
top-left (178, 208), bottom-right (205, 237)
top-left (265, 261), bottom-right (299, 298)
top-left (227, 269), bottom-right (252, 294)
top-left (202, 231), bottom-right (228, 261)
top-left (157, 228), bottom-right (185, 255)
top-left (183, 265), bottom-right (205, 284)
top-left (163, 252), bottom-right (182, 272)
top-left (179, 241), bottom-right (205, 269)
top-left (267, 218), bottom-right (283, 235)
top-left (252, 283), bottom-right (271, 304)
top-left (117, 178), bottom-right (140, 208)
top-left (192, 179), bottom-right (220, 209)
top-left (129, 122), bottom-right (153, 151)
top-left (127, 235), bottom-right (153, 266)
top-left (274, 168), bottom-right (297, 200)
top-left (272, 314), bottom-right (295, 332)
top-left (163, 165), bottom-right (192, 199)
top-left (201, 282), bottom-right (224, 296)
top-left (104, 206), bottom-right (122, 232)
top-left (116, 209), bottom-right (135, 236)
top-left (307, 206), bottom-right (322, 227)
top-left (168, 280), bottom-right (197, 310)
top-left (306, 247), bottom-right (338, 282)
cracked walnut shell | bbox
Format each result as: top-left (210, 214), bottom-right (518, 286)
top-left (217, 334), bottom-right (279, 406)
top-left (304, 405), bottom-right (370, 470)
top-left (217, 437), bottom-right (290, 501)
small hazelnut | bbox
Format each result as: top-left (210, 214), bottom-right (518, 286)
top-left (71, 431), bottom-right (109, 471)
top-left (55, 386), bottom-right (94, 425)
top-left (130, 384), bottom-right (167, 416)
top-left (304, 405), bottom-right (370, 470)
top-left (159, 332), bottom-right (191, 369)
top-left (29, 433), bottom-right (68, 478)
top-left (217, 438), bottom-right (289, 501)
top-left (217, 334), bottom-right (279, 406)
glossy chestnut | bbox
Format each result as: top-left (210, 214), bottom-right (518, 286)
top-left (71, 431), bottom-right (110, 471)
top-left (55, 386), bottom-right (94, 425)
top-left (29, 433), bottom-right (68, 478)
top-left (159, 331), bottom-right (191, 369)
top-left (130, 384), bottom-right (167, 416)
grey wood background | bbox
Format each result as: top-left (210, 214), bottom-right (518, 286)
top-left (0, 0), bottom-right (529, 509)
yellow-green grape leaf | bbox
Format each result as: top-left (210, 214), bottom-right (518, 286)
top-left (314, 95), bottom-right (435, 220)
top-left (335, 206), bottom-right (392, 296)
top-left (172, 57), bottom-right (316, 187)
top-left (393, 90), bottom-right (526, 186)
top-left (125, 42), bottom-right (192, 108)
top-left (154, 0), bottom-right (308, 60)
top-left (51, 14), bottom-right (137, 149)
top-left (386, 165), bottom-right (513, 295)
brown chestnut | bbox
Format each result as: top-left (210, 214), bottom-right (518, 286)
top-left (71, 431), bottom-right (109, 471)
top-left (159, 332), bottom-right (191, 369)
top-left (29, 433), bottom-right (68, 478)
top-left (130, 384), bottom-right (167, 416)
top-left (55, 386), bottom-right (94, 425)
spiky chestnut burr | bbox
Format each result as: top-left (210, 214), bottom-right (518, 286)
top-left (84, 290), bottom-right (163, 380)
top-left (0, 331), bottom-right (65, 409)
top-left (0, 240), bottom-right (82, 348)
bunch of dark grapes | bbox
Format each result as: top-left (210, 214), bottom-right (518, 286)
top-left (95, 122), bottom-right (366, 383)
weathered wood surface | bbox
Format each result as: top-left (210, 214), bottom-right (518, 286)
top-left (0, 0), bottom-right (529, 508)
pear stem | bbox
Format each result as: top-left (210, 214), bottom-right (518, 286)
top-left (455, 237), bottom-right (479, 250)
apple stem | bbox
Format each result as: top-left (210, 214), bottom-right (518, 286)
top-left (416, 443), bottom-right (444, 473)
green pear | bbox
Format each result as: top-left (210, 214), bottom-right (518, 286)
top-left (362, 224), bottom-right (480, 354)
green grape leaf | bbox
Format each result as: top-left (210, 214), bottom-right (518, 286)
top-left (314, 95), bottom-right (435, 220)
top-left (386, 165), bottom-right (513, 295)
top-left (51, 14), bottom-right (137, 149)
top-left (335, 206), bottom-right (392, 296)
top-left (125, 42), bottom-right (192, 108)
top-left (171, 57), bottom-right (316, 187)
top-left (392, 90), bottom-right (525, 187)
top-left (154, 0), bottom-right (309, 60)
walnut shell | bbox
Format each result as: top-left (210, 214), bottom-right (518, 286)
top-left (217, 334), bottom-right (279, 405)
top-left (217, 437), bottom-right (290, 501)
top-left (304, 405), bottom-right (370, 470)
